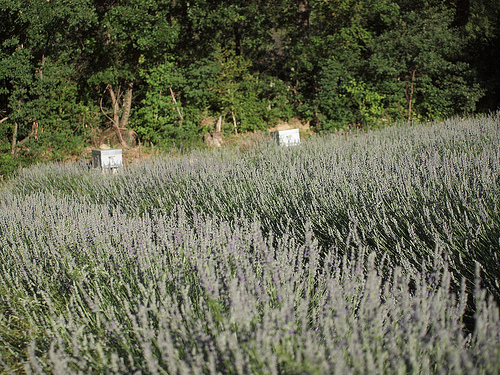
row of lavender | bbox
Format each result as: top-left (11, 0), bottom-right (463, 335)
top-left (1, 114), bottom-right (499, 372)
top-left (9, 114), bottom-right (500, 301)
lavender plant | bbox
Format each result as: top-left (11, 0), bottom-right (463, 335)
top-left (1, 114), bottom-right (499, 373)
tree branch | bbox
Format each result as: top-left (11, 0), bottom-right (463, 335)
top-left (408, 69), bottom-right (416, 122)
top-left (10, 122), bottom-right (18, 156)
top-left (12, 122), bottom-right (38, 155)
top-left (169, 86), bottom-right (184, 127)
top-left (100, 87), bottom-right (114, 124)
top-left (108, 84), bottom-right (129, 148)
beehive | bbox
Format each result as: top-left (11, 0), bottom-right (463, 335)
top-left (273, 128), bottom-right (300, 146)
top-left (92, 149), bottom-right (123, 169)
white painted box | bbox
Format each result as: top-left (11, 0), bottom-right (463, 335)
top-left (92, 149), bottom-right (123, 169)
top-left (273, 128), bottom-right (300, 146)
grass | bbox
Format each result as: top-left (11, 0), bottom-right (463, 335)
top-left (0, 114), bottom-right (499, 373)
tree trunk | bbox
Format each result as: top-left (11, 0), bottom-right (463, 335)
top-left (212, 115), bottom-right (223, 147)
top-left (39, 54), bottom-right (46, 80)
top-left (454, 0), bottom-right (470, 28)
top-left (120, 81), bottom-right (133, 129)
top-left (11, 122), bottom-right (38, 155)
top-left (169, 86), bottom-right (184, 126)
top-left (216, 115), bottom-right (222, 133)
top-left (234, 22), bottom-right (242, 56)
top-left (231, 111), bottom-right (238, 135)
top-left (297, 0), bottom-right (310, 35)
top-left (11, 122), bottom-right (18, 156)
top-left (406, 70), bottom-right (417, 122)
top-left (106, 84), bottom-right (129, 148)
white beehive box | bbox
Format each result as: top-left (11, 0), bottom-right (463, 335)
top-left (92, 149), bottom-right (123, 169)
top-left (273, 128), bottom-right (300, 146)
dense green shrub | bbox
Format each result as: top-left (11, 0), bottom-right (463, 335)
top-left (3, 0), bottom-right (500, 175)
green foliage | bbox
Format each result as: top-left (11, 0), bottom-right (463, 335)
top-left (175, 0), bottom-right (273, 61)
top-left (211, 48), bottom-right (289, 133)
top-left (0, 0), bottom-right (94, 175)
top-left (343, 79), bottom-right (387, 128)
top-left (315, 58), bottom-right (355, 130)
top-left (0, 152), bottom-right (24, 179)
top-left (133, 60), bottom-right (186, 146)
top-left (1, 0), bottom-right (500, 169)
top-left (182, 48), bottom-right (293, 134)
top-left (316, 63), bottom-right (387, 131)
top-left (368, 4), bottom-right (484, 121)
top-left (466, 0), bottom-right (500, 40)
top-left (464, 0), bottom-right (500, 111)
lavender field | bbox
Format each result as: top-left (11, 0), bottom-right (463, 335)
top-left (1, 115), bottom-right (500, 374)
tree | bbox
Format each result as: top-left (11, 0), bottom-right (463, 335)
top-left (0, 0), bottom-right (497, 177)
top-left (368, 3), bottom-right (483, 121)
top-left (283, 0), bottom-right (396, 128)
top-left (285, 0), bottom-right (484, 127)
top-left (0, 0), bottom-right (94, 174)
top-left (84, 0), bottom-right (180, 148)
top-left (133, 59), bottom-right (187, 146)
top-left (463, 0), bottom-right (500, 111)
top-left (174, 0), bottom-right (274, 62)
top-left (181, 47), bottom-right (292, 136)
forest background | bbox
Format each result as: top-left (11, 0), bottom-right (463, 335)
top-left (1, 0), bottom-right (499, 177)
